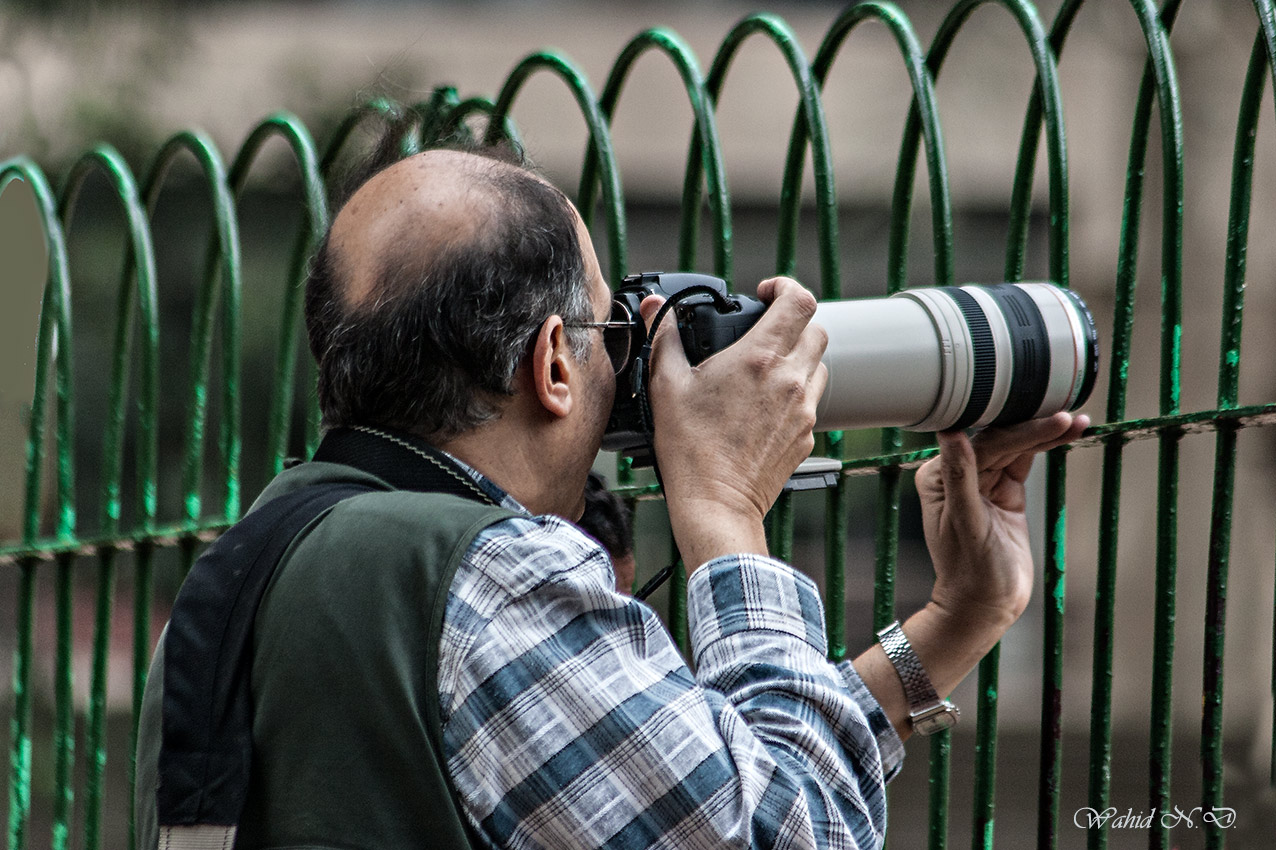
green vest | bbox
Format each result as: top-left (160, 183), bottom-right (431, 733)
top-left (135, 462), bottom-right (513, 849)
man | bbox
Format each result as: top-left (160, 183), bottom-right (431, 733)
top-left (136, 145), bottom-right (1086, 849)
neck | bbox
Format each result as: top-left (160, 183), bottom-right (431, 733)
top-left (436, 418), bottom-right (578, 519)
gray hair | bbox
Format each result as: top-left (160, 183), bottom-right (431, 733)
top-left (305, 160), bottom-right (594, 441)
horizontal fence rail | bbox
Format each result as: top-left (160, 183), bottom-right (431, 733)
top-left (3, 1), bottom-right (1276, 848)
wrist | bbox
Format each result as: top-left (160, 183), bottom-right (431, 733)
top-left (926, 586), bottom-right (1024, 640)
top-left (903, 600), bottom-right (1015, 692)
top-left (666, 497), bottom-right (769, 570)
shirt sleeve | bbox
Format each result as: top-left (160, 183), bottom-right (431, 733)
top-left (440, 518), bottom-right (904, 850)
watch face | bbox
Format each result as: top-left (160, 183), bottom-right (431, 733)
top-left (911, 702), bottom-right (960, 736)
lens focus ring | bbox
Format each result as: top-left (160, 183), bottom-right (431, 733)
top-left (946, 288), bottom-right (997, 430)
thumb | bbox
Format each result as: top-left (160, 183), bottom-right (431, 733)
top-left (639, 294), bottom-right (689, 373)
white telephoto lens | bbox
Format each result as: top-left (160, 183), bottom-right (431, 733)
top-left (812, 282), bottom-right (1097, 432)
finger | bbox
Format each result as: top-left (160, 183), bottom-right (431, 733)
top-left (967, 412), bottom-right (1082, 471)
top-left (808, 361), bottom-right (830, 413)
top-left (791, 319), bottom-right (830, 374)
top-left (744, 276), bottom-right (818, 354)
top-left (998, 413), bottom-right (1090, 483)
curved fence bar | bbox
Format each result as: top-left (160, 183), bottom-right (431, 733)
top-left (57, 145), bottom-right (161, 539)
top-left (318, 98), bottom-right (411, 180)
top-left (1075, 5), bottom-right (1183, 849)
top-left (139, 131), bottom-right (243, 530)
top-left (1112, 4), bottom-right (1187, 848)
top-left (585, 28), bottom-right (731, 281)
top-left (581, 27), bottom-right (729, 568)
top-left (17, 161), bottom-right (77, 549)
top-left (416, 85), bottom-right (462, 146)
top-left (692, 15), bottom-right (834, 607)
top-left (487, 51), bottom-right (628, 285)
top-left (4, 157), bottom-right (73, 850)
top-left (790, 9), bottom-right (957, 842)
top-left (698, 14), bottom-right (838, 295)
top-left (891, 4), bottom-right (1064, 848)
top-left (227, 112), bottom-right (329, 472)
top-left (416, 86), bottom-right (527, 150)
top-left (49, 150), bottom-right (147, 850)
top-left (1201, 6), bottom-right (1276, 848)
top-left (56, 143), bottom-right (160, 850)
top-left (1012, 3), bottom-right (1181, 847)
top-left (803, 1), bottom-right (953, 294)
top-left (431, 95), bottom-right (523, 151)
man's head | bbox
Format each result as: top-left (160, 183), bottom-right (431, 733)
top-left (305, 148), bottom-right (617, 516)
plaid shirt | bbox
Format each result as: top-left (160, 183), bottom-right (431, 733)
top-left (439, 463), bottom-right (905, 849)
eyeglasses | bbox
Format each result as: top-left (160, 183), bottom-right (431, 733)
top-left (565, 300), bottom-right (634, 374)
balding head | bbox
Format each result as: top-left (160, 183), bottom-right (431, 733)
top-left (328, 150), bottom-right (513, 309)
top-left (304, 147), bottom-right (595, 440)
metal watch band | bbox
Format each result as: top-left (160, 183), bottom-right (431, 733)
top-left (876, 621), bottom-right (959, 735)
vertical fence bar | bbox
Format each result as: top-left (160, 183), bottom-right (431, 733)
top-left (8, 561), bottom-right (36, 850)
top-left (1149, 438), bottom-right (1180, 850)
top-left (824, 431), bottom-right (848, 663)
top-left (768, 493), bottom-right (796, 565)
top-left (981, 5), bottom-right (1071, 845)
top-left (85, 551), bottom-right (116, 849)
top-left (51, 556), bottom-right (74, 850)
top-left (669, 545), bottom-right (689, 653)
top-left (777, 1), bottom-right (949, 680)
top-left (1087, 46), bottom-right (1150, 835)
top-left (43, 156), bottom-right (83, 850)
top-left (850, 5), bottom-right (957, 841)
top-left (1082, 6), bottom-right (1182, 848)
top-left (1148, 4), bottom-right (1186, 838)
top-left (1037, 451), bottom-right (1068, 850)
top-left (971, 646), bottom-right (1000, 850)
top-left (129, 543), bottom-right (154, 850)
top-left (1257, 0), bottom-right (1276, 801)
top-left (1200, 17), bottom-right (1273, 844)
top-left (1087, 435), bottom-right (1127, 850)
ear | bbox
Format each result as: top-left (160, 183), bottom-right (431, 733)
top-left (528, 315), bottom-right (575, 419)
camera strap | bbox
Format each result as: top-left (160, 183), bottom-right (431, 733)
top-left (628, 284), bottom-right (735, 602)
top-left (631, 283), bottom-right (737, 440)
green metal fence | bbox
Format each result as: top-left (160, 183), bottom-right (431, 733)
top-left (2, 1), bottom-right (1275, 848)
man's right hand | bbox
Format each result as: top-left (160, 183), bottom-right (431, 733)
top-left (640, 276), bottom-right (828, 571)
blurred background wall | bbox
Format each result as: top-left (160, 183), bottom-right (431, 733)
top-left (1, 1), bottom-right (1275, 847)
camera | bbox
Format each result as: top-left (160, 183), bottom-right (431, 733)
top-left (602, 272), bottom-right (1098, 461)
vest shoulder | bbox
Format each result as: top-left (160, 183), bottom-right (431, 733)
top-left (281, 489), bottom-right (513, 567)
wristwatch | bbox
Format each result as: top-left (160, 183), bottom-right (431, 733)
top-left (876, 621), bottom-right (960, 735)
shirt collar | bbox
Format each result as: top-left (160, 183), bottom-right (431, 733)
top-left (439, 448), bottom-right (529, 515)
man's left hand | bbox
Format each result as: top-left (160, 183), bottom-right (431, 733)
top-left (916, 411), bottom-right (1090, 635)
